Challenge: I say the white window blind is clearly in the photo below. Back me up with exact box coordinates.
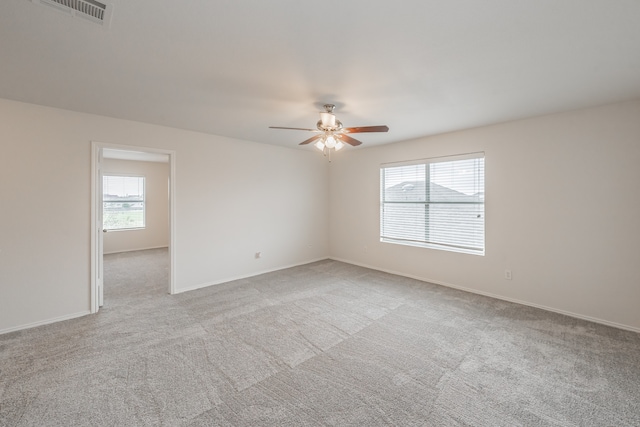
[103,175,145,230]
[380,153,485,254]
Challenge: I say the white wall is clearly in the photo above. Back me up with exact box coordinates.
[0,98,329,333]
[329,100,640,332]
[3,97,639,334]
[102,159,170,254]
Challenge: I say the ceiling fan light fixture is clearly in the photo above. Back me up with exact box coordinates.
[324,135,337,148]
[314,140,325,151]
[335,141,344,151]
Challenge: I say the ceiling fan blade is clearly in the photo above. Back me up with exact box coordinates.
[269,126,319,132]
[299,135,322,145]
[343,125,389,133]
[339,134,363,146]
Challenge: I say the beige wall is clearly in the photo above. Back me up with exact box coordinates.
[329,100,640,332]
[0,98,329,333]
[102,159,170,254]
[2,96,639,333]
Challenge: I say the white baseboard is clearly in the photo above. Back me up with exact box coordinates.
[104,245,169,255]
[174,257,329,294]
[329,257,640,334]
[0,310,91,336]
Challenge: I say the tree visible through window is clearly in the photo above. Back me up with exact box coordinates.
[103,175,145,230]
[380,154,484,254]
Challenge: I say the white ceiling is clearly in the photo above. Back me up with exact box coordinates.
[1,0,640,149]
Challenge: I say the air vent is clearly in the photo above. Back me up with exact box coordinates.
[31,0,113,26]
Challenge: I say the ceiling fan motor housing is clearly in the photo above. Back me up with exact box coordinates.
[317,118,343,131]
[318,104,342,131]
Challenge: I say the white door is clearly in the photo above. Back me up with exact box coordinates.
[97,148,104,308]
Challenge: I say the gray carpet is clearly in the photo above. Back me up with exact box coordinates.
[1,249,639,426]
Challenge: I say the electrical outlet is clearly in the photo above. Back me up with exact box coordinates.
[504,269,512,280]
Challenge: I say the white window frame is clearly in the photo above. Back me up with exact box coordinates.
[380,153,485,255]
[103,174,146,231]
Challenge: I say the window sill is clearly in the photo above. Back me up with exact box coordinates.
[104,227,146,232]
[380,238,485,256]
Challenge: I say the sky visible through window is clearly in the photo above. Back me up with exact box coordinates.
[383,158,484,197]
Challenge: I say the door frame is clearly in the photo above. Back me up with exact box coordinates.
[90,141,177,313]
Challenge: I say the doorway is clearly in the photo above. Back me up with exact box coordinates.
[91,142,176,313]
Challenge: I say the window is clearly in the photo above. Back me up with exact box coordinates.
[380,153,485,254]
[103,175,145,230]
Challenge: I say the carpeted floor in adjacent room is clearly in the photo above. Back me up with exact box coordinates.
[1,248,639,426]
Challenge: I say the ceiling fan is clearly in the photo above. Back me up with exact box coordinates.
[269,104,389,154]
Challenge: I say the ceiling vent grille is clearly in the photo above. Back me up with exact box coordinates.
[31,0,113,26]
